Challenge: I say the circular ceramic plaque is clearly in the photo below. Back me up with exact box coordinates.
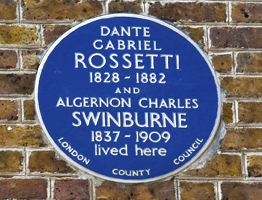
[35,14,221,183]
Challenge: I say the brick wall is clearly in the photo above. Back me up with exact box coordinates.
[0,0,261,199]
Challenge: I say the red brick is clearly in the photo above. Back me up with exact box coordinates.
[0,50,17,69]
[221,128,262,151]
[29,151,75,173]
[0,179,47,199]
[0,74,35,95]
[180,182,215,200]
[54,180,89,200]
[210,27,262,49]
[0,0,17,20]
[0,151,23,172]
[0,100,18,121]
[238,102,262,123]
[220,77,262,98]
[109,0,143,14]
[232,3,262,23]
[148,2,226,23]
[23,0,103,20]
[221,182,262,200]
[96,181,175,200]
[43,25,71,46]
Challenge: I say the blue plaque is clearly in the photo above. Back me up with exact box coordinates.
[35,14,221,183]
